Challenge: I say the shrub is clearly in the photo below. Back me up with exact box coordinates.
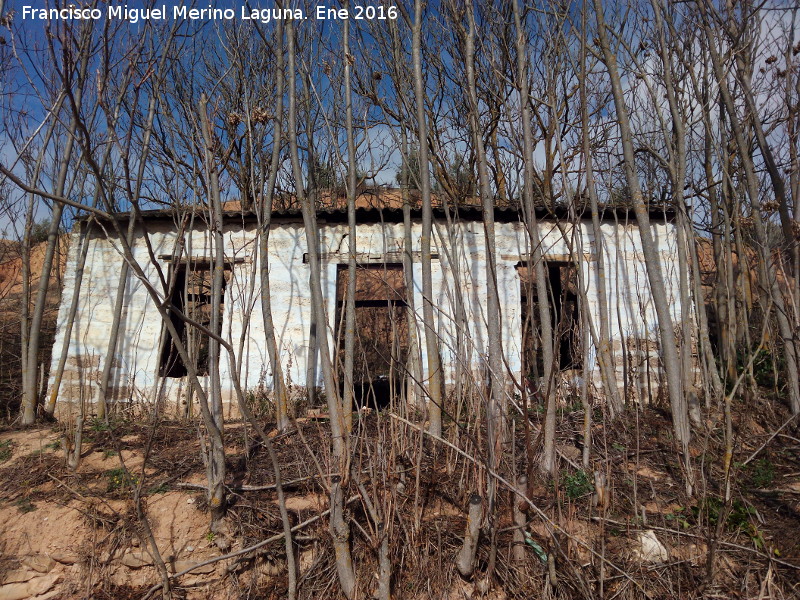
[0,439,12,462]
[562,469,593,499]
[105,467,137,491]
[749,459,775,488]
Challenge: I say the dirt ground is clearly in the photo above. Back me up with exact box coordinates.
[0,402,799,599]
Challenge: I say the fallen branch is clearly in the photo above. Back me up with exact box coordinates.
[175,474,318,493]
[741,413,799,466]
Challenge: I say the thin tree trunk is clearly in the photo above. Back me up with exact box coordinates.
[686,215,723,400]
[594,0,692,484]
[651,0,696,406]
[510,0,556,475]
[95,82,161,419]
[286,19,356,598]
[199,94,228,531]
[22,189,70,423]
[701,71,737,382]
[22,95,66,419]
[343,11,357,436]
[412,0,444,438]
[47,219,92,416]
[578,0,623,416]
[788,10,800,334]
[399,128,424,410]
[95,214,137,420]
[701,7,800,414]
[303,72,320,406]
[23,23,99,425]
[463,3,505,514]
[258,19,290,433]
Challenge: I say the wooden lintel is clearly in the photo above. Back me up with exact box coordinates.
[500,253,593,262]
[158,254,246,264]
[303,251,439,264]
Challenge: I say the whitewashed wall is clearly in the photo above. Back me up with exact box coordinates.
[47,215,685,414]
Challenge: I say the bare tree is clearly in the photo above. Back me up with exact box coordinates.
[593,0,693,487]
[412,0,445,438]
[286,17,356,597]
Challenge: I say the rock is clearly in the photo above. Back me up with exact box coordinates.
[213,534,231,552]
[48,552,78,565]
[635,466,666,481]
[29,589,62,600]
[0,573,61,600]
[120,551,153,569]
[632,530,669,564]
[171,561,215,575]
[21,555,56,574]
[671,542,707,566]
[299,549,315,573]
[556,445,581,462]
[1,571,36,585]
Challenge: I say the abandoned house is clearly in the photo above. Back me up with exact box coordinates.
[46,190,688,416]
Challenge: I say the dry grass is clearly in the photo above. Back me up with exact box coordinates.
[0,394,799,599]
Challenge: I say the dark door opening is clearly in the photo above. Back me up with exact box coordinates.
[518,260,582,388]
[159,261,231,378]
[335,264,408,411]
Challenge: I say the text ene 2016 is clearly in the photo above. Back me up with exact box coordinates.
[316,5,398,20]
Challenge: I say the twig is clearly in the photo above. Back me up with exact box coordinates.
[388,413,645,594]
[175,474,318,492]
[47,473,88,500]
[750,488,800,496]
[741,413,799,466]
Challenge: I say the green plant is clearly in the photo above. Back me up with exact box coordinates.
[147,483,169,495]
[14,497,36,513]
[748,459,775,488]
[559,399,583,414]
[205,531,216,543]
[103,449,118,459]
[28,219,55,245]
[562,469,593,500]
[693,496,763,547]
[89,418,111,433]
[105,467,137,491]
[0,440,13,462]
[735,348,786,390]
[246,386,274,418]
[664,506,691,529]
[32,439,62,456]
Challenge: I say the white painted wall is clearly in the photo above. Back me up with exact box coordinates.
[47,215,686,413]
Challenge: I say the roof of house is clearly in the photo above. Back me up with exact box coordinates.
[81,187,677,226]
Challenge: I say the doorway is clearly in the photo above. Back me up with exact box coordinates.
[517,260,582,390]
[335,264,409,410]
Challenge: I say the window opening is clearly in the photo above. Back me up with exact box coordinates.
[335,264,409,410]
[159,261,231,378]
